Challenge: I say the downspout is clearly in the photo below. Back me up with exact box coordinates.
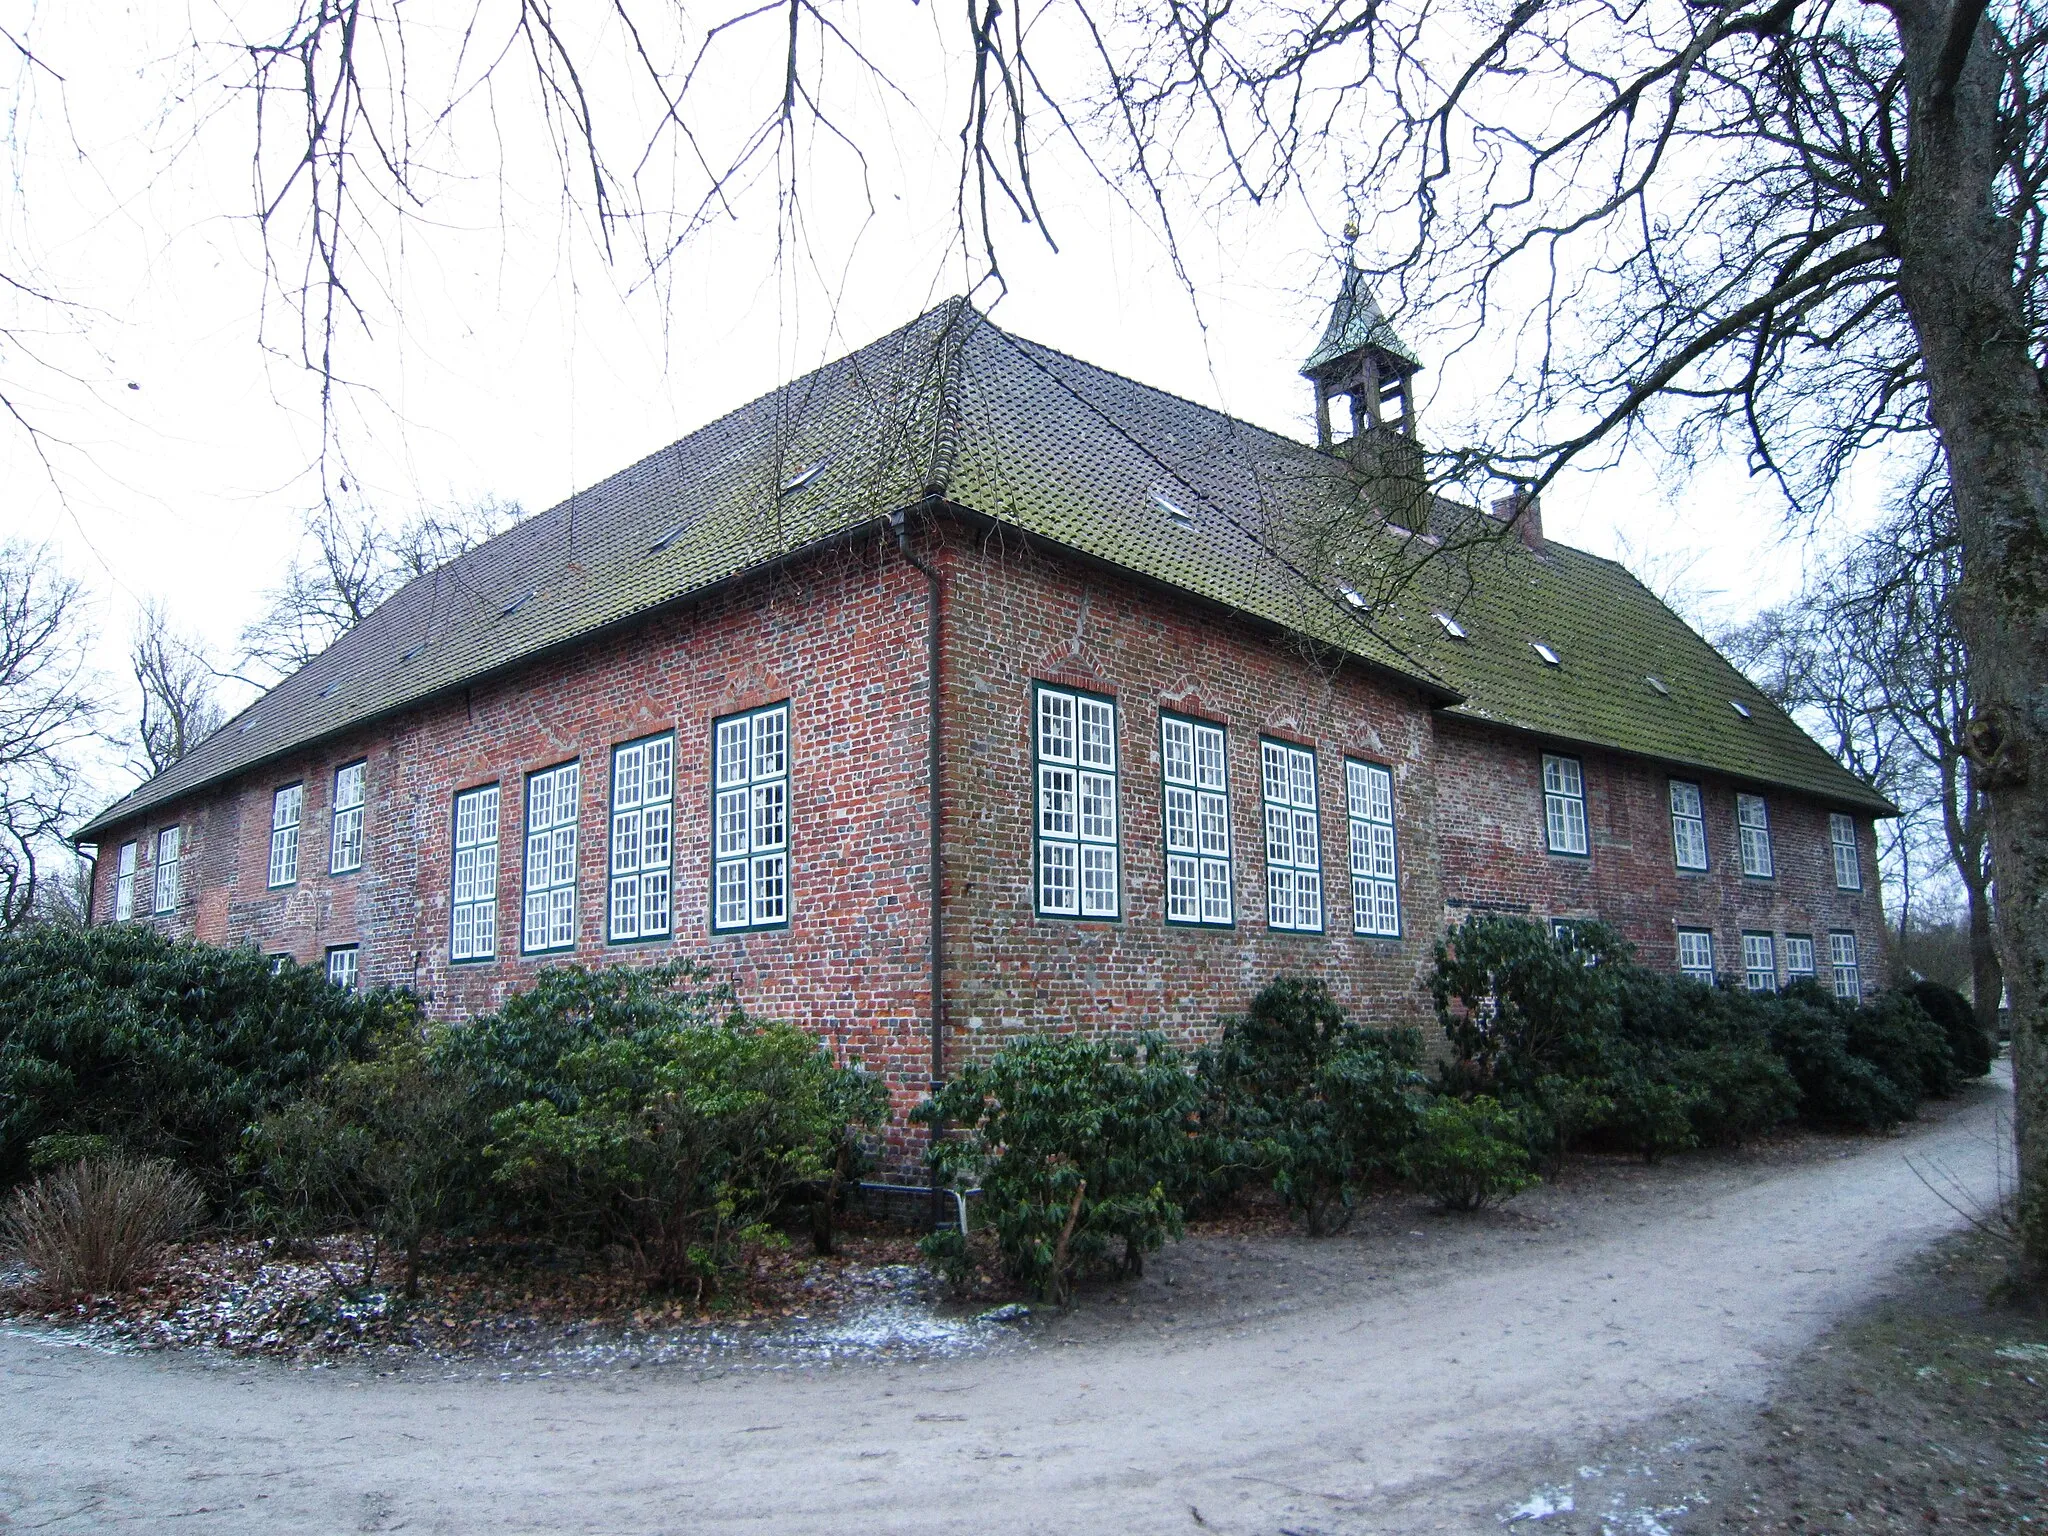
[889,507,945,1098]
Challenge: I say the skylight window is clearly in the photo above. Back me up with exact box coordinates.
[1531,642,1561,666]
[401,641,427,663]
[1386,523,1414,539]
[1153,490,1194,525]
[500,589,537,618]
[779,459,829,495]
[648,519,692,554]
[1730,699,1753,719]
[1646,675,1671,696]
[1339,583,1369,611]
[1433,612,1467,639]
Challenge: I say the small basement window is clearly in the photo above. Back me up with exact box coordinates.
[1730,699,1752,719]
[779,459,830,495]
[1531,642,1561,666]
[1646,675,1670,696]
[1433,612,1467,639]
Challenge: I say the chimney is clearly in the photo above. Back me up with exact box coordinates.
[1490,491,1543,552]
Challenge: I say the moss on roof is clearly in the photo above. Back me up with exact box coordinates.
[77,300,1888,840]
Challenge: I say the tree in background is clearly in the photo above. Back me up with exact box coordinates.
[128,600,223,780]
[0,543,97,932]
[237,497,524,683]
[1726,471,1997,1036]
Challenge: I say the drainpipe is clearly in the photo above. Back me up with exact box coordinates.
[890,505,946,1226]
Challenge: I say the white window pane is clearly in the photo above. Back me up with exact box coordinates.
[1268,867,1295,928]
[1166,853,1200,921]
[752,780,787,851]
[1194,725,1226,790]
[1162,718,1194,785]
[1079,844,1118,916]
[1164,786,1197,853]
[1265,804,1292,864]
[1201,860,1232,924]
[1039,840,1078,914]
[1079,772,1117,842]
[611,876,639,939]
[1288,749,1315,809]
[1038,767,1076,837]
[715,859,750,927]
[1077,698,1116,769]
[613,744,644,810]
[642,803,671,866]
[640,870,671,933]
[1292,807,1319,866]
[717,789,751,857]
[717,718,750,786]
[1197,791,1229,857]
[1262,742,1288,803]
[1296,871,1322,928]
[1038,691,1075,763]
[753,708,787,779]
[645,737,674,802]
[612,811,641,875]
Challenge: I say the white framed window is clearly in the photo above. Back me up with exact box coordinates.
[1677,928,1716,983]
[713,702,792,930]
[610,733,675,942]
[1742,932,1777,993]
[1829,812,1862,891]
[113,841,137,921]
[1542,754,1588,856]
[153,826,182,914]
[522,761,580,954]
[1034,686,1119,919]
[325,945,359,991]
[1737,793,1774,878]
[1161,712,1231,926]
[1347,759,1400,938]
[450,784,500,962]
[1669,780,1708,871]
[268,952,292,976]
[268,784,303,888]
[1785,935,1816,980]
[1829,930,1861,1000]
[330,761,366,874]
[1262,739,1322,932]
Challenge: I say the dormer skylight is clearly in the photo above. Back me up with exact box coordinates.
[500,589,537,619]
[1730,698,1753,719]
[1433,612,1467,639]
[1152,490,1194,526]
[1386,523,1414,539]
[1646,675,1671,696]
[1531,642,1561,666]
[648,519,693,554]
[1339,583,1369,611]
[779,459,829,495]
[402,641,427,663]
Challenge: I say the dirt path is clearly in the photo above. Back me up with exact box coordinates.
[0,1074,2013,1535]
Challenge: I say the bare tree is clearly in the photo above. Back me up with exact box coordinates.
[1725,478,1997,1030]
[238,496,523,682]
[130,600,225,780]
[0,542,97,931]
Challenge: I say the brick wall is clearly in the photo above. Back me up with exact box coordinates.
[932,520,1448,1065]
[1432,716,1887,993]
[87,518,1888,1169]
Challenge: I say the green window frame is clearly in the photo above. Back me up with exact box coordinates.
[1034,684,1120,919]
[1262,738,1323,932]
[610,733,676,942]
[521,760,580,955]
[450,783,500,962]
[1346,758,1400,938]
[712,702,790,931]
[1160,711,1231,926]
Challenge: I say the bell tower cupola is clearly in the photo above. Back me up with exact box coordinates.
[1300,262,1422,455]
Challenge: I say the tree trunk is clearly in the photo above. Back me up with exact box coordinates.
[1968,876,2006,1044]
[1893,6,2048,1287]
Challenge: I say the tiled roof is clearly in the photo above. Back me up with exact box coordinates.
[76,300,1889,839]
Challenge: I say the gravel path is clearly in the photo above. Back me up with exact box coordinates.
[0,1073,2012,1535]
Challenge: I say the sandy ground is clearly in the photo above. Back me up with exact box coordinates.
[0,1071,2014,1535]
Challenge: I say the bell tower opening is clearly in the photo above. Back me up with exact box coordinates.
[1302,262,1426,522]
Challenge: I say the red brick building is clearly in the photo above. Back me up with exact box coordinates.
[74,284,1891,1151]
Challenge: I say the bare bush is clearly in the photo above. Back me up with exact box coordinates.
[4,1159,204,1301]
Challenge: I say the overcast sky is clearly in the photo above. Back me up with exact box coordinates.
[2,3,1870,819]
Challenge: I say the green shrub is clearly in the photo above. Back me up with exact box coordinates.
[1429,915,1631,1095]
[4,1156,205,1300]
[1768,982,1917,1130]
[1607,970,1799,1150]
[1399,1096,1539,1212]
[1847,990,1956,1102]
[1905,979,1994,1079]
[1905,979,1993,1079]
[247,1023,487,1297]
[466,965,886,1293]
[917,1033,1198,1304]
[0,924,405,1199]
[1197,978,1426,1234]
